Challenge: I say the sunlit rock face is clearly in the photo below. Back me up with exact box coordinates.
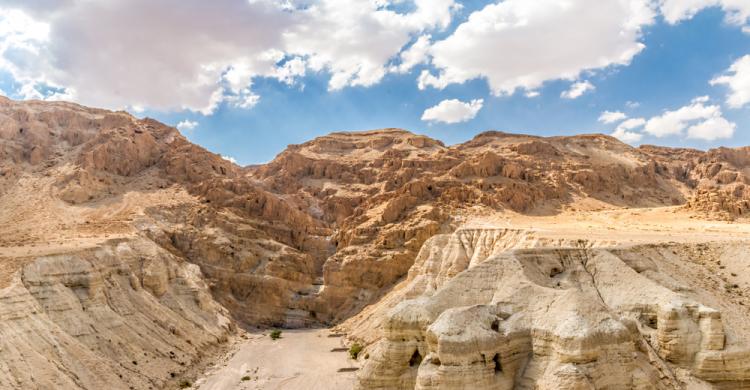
[0,238,232,389]
[4,98,750,389]
[355,229,750,389]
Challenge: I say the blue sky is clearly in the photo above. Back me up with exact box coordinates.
[0,1,749,164]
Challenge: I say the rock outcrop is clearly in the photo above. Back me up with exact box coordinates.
[4,97,750,389]
[354,232,750,389]
[0,238,232,389]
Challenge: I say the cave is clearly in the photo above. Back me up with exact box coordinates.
[409,349,422,367]
[493,354,502,373]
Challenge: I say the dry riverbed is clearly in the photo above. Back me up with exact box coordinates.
[193,328,359,390]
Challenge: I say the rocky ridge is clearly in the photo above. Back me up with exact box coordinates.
[3,97,750,388]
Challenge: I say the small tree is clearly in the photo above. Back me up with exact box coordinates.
[349,343,363,359]
[270,329,282,340]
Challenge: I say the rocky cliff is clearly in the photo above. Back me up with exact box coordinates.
[3,97,750,388]
[350,229,750,389]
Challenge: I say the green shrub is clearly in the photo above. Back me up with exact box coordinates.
[241,375,251,381]
[270,329,282,340]
[349,343,363,359]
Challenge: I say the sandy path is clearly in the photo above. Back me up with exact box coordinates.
[194,329,358,390]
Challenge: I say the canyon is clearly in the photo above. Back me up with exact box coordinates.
[2,97,750,389]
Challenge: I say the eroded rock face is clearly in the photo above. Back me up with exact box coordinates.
[252,130,750,323]
[5,97,750,389]
[0,238,232,389]
[4,96,750,331]
[355,232,750,389]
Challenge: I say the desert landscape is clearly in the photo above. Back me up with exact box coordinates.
[1,97,750,389]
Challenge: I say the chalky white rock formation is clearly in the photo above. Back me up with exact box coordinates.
[354,229,750,389]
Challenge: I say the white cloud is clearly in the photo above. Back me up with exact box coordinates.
[686,116,736,140]
[271,57,307,86]
[525,90,540,98]
[176,119,198,131]
[419,0,655,95]
[625,100,641,109]
[392,35,432,74]
[611,127,643,143]
[0,1,294,114]
[0,0,460,112]
[221,155,239,164]
[561,80,595,99]
[660,0,750,29]
[2,0,745,117]
[644,96,735,140]
[598,110,628,123]
[284,0,459,90]
[611,117,646,143]
[711,55,750,108]
[421,98,483,124]
[606,96,736,142]
[616,117,646,131]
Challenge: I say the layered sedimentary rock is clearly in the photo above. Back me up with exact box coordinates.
[254,130,750,323]
[5,96,750,330]
[355,232,750,389]
[0,238,232,389]
[4,97,750,388]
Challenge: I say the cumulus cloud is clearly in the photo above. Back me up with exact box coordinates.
[283,0,459,90]
[617,117,647,131]
[660,0,750,29]
[1,0,746,115]
[686,116,736,140]
[0,1,295,114]
[611,128,643,143]
[561,80,595,99]
[0,0,460,112]
[421,98,483,124]
[176,119,198,132]
[644,96,735,140]
[611,117,646,143]
[419,0,655,96]
[711,55,750,108]
[598,110,628,123]
[221,155,239,165]
[605,96,736,142]
[392,35,432,74]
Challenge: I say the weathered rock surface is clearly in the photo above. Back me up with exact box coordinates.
[4,97,750,389]
[0,238,232,389]
[353,231,750,389]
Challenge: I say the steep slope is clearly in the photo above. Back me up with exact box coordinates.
[350,225,750,389]
[253,128,750,324]
[3,97,750,388]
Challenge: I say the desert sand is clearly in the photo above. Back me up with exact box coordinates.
[195,329,357,390]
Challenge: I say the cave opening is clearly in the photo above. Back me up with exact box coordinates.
[493,354,502,373]
[409,349,422,367]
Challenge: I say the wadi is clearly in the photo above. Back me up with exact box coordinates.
[2,97,750,389]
